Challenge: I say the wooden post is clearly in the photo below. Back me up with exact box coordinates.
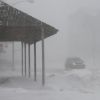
[41,22,45,86]
[28,43,31,77]
[21,42,24,76]
[24,43,27,77]
[34,42,37,81]
[12,42,15,70]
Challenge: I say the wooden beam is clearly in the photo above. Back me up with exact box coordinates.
[28,43,31,77]
[21,42,24,76]
[24,43,27,77]
[34,42,37,81]
[41,22,45,86]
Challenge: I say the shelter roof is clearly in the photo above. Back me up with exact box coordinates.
[0,1,58,44]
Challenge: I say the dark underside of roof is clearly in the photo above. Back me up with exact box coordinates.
[0,1,58,44]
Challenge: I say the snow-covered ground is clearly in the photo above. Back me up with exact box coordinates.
[0,68,100,100]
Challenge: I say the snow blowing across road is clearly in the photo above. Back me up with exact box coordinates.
[0,69,100,100]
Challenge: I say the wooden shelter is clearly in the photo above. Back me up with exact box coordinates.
[0,1,58,85]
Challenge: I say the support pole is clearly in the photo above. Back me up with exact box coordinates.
[28,43,31,77]
[21,42,24,76]
[41,22,45,86]
[12,42,14,70]
[34,42,37,81]
[24,43,27,77]
[42,37,45,86]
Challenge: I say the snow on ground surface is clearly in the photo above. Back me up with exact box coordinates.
[0,68,100,100]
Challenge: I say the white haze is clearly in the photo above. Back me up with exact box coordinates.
[1,0,100,71]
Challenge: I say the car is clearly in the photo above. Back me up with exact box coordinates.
[65,57,85,70]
